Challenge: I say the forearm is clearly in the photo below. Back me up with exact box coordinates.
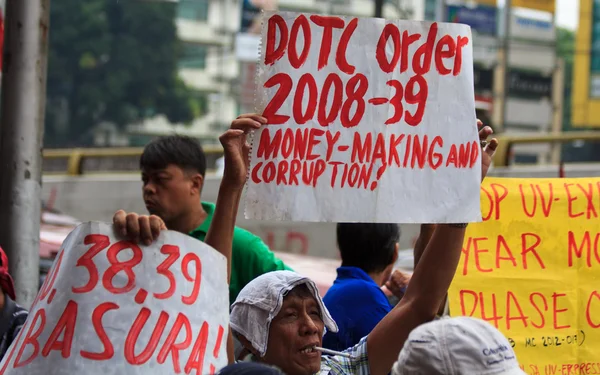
[227,328,235,364]
[367,224,466,375]
[413,224,436,268]
[204,182,243,282]
[403,224,465,316]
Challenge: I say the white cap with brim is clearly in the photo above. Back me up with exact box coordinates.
[392,316,527,375]
[230,270,339,357]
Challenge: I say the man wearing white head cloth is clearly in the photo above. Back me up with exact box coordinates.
[229,122,498,375]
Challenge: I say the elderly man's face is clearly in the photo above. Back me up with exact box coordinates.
[262,286,324,375]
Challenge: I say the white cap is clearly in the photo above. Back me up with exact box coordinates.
[392,317,526,375]
[230,270,338,357]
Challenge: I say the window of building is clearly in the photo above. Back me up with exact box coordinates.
[424,0,438,21]
[513,154,538,164]
[179,43,208,69]
[177,0,209,21]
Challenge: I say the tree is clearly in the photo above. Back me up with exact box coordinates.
[557,27,575,131]
[45,0,198,147]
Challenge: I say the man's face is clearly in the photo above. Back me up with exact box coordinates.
[141,164,200,224]
[262,290,324,375]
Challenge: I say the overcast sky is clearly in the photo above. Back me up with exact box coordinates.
[492,0,579,30]
[556,0,579,30]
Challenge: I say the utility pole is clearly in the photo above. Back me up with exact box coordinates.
[499,0,512,133]
[435,0,446,22]
[0,0,50,308]
[375,0,384,18]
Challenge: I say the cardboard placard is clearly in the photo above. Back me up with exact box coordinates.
[246,11,482,223]
[0,222,229,375]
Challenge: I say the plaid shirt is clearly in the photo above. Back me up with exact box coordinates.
[237,337,370,375]
[319,337,369,374]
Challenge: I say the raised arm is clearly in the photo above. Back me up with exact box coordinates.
[413,224,436,269]
[366,122,498,375]
[201,114,266,279]
[203,114,266,364]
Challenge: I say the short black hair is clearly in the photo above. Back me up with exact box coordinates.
[336,223,400,274]
[140,135,206,177]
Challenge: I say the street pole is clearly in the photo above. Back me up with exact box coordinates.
[499,0,512,133]
[435,0,446,22]
[0,0,50,308]
[375,0,384,18]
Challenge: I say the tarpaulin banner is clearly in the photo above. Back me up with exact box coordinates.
[449,178,600,375]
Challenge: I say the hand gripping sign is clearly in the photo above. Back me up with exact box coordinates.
[0,222,229,375]
[246,11,482,223]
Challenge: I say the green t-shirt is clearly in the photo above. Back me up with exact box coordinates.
[190,202,293,305]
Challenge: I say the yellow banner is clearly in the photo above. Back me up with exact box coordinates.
[466,0,553,12]
[512,0,555,13]
[449,177,600,374]
[475,0,498,6]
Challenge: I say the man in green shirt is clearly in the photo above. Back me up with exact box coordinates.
[113,114,291,304]
[190,201,291,304]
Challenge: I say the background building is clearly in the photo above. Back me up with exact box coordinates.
[118,0,419,146]
[85,0,572,166]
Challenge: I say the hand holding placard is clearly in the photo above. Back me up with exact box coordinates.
[0,222,229,375]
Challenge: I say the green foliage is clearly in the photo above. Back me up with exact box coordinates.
[556,27,575,131]
[45,0,198,147]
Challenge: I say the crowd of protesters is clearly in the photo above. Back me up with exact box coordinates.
[0,113,528,374]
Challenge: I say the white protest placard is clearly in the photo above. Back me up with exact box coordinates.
[0,222,229,375]
[245,11,482,223]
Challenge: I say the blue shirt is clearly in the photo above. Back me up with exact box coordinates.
[322,267,392,351]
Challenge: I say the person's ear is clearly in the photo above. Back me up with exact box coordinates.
[190,173,204,196]
[237,335,260,359]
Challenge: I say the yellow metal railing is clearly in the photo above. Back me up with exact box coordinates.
[492,131,600,166]
[43,145,224,175]
[42,132,600,175]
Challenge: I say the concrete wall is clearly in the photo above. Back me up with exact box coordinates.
[41,174,421,259]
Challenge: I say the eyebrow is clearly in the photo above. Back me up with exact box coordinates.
[143,170,170,177]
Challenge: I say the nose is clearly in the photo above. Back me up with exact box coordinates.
[299,311,319,336]
[143,181,156,195]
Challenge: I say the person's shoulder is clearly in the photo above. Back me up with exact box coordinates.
[7,303,28,341]
[231,226,270,252]
[320,337,370,374]
[12,303,28,322]
[231,227,290,265]
[232,225,262,242]
[332,278,382,298]
[330,280,389,312]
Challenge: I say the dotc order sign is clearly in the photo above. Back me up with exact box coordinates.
[0,222,229,375]
[246,12,482,223]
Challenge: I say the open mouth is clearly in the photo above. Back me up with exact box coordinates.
[299,344,319,354]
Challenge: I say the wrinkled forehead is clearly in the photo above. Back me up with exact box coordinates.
[280,285,320,309]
